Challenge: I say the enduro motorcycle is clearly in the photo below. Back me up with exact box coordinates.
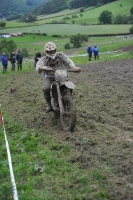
[41,66,79,132]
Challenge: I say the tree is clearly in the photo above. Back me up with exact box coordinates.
[32,0,67,15]
[130,7,133,15]
[129,25,133,34]
[70,34,88,48]
[0,40,17,56]
[98,10,113,24]
[128,15,133,24]
[114,14,129,24]
[20,14,37,23]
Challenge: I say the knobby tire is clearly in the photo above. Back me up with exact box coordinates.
[60,93,77,132]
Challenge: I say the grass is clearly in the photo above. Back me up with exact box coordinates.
[0,113,112,200]
[37,8,87,20]
[74,0,133,25]
[0,24,131,36]
[0,34,133,75]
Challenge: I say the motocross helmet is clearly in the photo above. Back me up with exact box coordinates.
[44,42,57,60]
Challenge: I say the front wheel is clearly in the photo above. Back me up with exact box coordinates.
[60,93,77,132]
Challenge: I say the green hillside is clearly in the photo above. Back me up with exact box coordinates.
[35,0,133,25]
[0,0,47,18]
[0,0,133,36]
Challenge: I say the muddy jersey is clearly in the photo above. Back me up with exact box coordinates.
[36,52,77,76]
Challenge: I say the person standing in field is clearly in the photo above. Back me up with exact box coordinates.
[93,44,99,60]
[1,52,8,73]
[16,50,23,70]
[87,45,92,61]
[9,52,16,71]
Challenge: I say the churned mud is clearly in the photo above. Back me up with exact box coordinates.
[1,58,133,199]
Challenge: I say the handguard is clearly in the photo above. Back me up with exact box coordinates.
[39,66,54,72]
[68,67,81,73]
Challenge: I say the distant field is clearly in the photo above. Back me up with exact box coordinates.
[0,24,131,36]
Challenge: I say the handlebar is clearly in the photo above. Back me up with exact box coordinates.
[39,66,81,73]
[68,68,81,73]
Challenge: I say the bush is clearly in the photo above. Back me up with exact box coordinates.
[21,48,29,57]
[80,8,84,12]
[64,43,71,49]
[51,20,58,24]
[52,35,61,37]
[0,21,6,27]
[71,20,75,24]
[72,15,78,19]
[59,20,66,24]
[43,33,47,36]
[70,34,89,48]
[62,17,71,20]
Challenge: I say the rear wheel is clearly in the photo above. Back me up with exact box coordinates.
[60,93,77,132]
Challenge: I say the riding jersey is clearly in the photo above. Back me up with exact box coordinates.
[36,52,77,77]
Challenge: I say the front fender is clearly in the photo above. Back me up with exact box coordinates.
[61,81,76,89]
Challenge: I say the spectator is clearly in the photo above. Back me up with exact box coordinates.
[9,52,16,71]
[16,50,23,70]
[93,44,99,60]
[34,51,41,67]
[87,45,92,61]
[1,52,8,73]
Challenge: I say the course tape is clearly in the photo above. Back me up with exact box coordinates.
[0,105,19,200]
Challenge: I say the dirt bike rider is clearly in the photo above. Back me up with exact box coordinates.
[36,41,81,112]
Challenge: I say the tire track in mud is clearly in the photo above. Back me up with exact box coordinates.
[1,59,133,199]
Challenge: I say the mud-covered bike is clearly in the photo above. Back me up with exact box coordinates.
[40,66,80,131]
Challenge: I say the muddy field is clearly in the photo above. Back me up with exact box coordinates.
[1,58,133,199]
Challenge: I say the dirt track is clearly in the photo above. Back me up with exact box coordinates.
[1,58,133,199]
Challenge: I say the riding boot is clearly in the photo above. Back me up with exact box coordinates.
[46,103,52,112]
[45,96,52,112]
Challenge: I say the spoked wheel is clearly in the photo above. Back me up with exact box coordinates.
[60,93,77,132]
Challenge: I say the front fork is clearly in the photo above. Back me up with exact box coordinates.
[56,82,65,115]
